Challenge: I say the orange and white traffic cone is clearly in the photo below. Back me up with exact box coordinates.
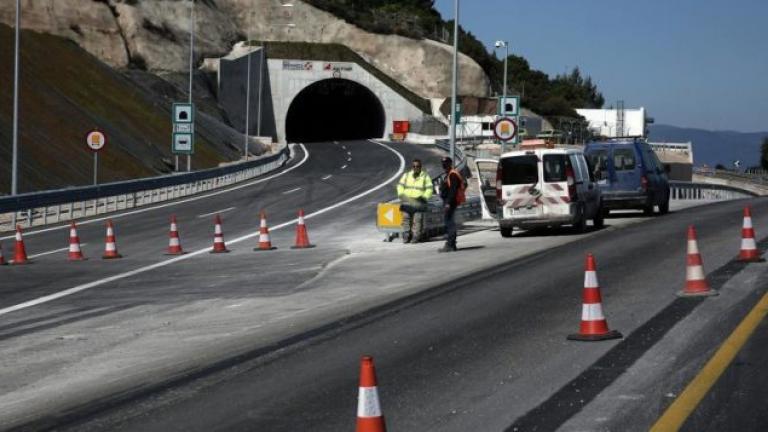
[102,219,122,259]
[567,254,622,341]
[0,241,6,265]
[68,221,86,261]
[210,214,230,253]
[11,225,29,265]
[166,215,185,255]
[254,212,277,251]
[356,356,386,432]
[291,209,315,249]
[738,206,762,262]
[678,225,718,297]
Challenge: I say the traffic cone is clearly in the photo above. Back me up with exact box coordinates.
[356,356,386,432]
[567,254,623,341]
[210,214,230,253]
[291,209,315,249]
[0,241,6,265]
[678,225,718,297]
[11,225,29,265]
[166,215,185,255]
[254,211,277,251]
[102,219,122,259]
[738,206,762,262]
[68,221,86,261]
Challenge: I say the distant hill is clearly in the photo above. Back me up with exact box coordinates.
[648,124,768,168]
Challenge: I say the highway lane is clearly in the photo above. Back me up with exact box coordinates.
[47,198,768,431]
[0,140,416,311]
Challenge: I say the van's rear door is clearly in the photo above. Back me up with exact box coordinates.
[500,154,542,218]
[474,158,499,219]
[611,145,640,192]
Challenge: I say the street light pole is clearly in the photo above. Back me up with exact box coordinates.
[244,10,253,161]
[449,0,459,164]
[187,0,195,172]
[11,0,21,199]
[495,40,509,153]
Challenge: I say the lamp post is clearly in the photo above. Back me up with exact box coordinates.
[11,0,20,200]
[494,40,509,153]
[186,0,195,172]
[448,0,459,163]
[244,10,254,161]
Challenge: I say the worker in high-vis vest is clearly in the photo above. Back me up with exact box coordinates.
[397,159,433,243]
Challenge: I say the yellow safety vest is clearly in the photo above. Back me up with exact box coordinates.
[397,171,433,200]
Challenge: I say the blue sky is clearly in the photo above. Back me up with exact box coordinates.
[434,0,768,132]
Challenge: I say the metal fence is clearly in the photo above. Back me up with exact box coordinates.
[0,146,291,232]
[669,181,756,201]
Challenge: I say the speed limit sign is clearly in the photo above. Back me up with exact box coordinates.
[86,130,107,152]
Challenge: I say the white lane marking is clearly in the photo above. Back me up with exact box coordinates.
[341,165,348,170]
[25,246,86,260]
[197,207,235,219]
[1,145,310,241]
[321,175,332,181]
[0,141,404,317]
[282,187,301,195]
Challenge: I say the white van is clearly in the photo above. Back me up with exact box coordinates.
[476,145,604,237]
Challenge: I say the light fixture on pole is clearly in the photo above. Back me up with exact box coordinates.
[494,39,509,153]
[244,9,254,161]
[11,0,21,201]
[448,0,459,164]
[187,0,195,172]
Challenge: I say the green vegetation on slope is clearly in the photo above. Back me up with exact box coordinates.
[304,0,605,118]
[0,25,236,193]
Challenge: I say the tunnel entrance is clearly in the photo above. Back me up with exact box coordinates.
[285,78,385,143]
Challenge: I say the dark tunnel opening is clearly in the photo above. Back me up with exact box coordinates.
[285,79,386,143]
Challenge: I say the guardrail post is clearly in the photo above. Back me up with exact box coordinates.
[26,209,32,227]
[43,206,48,225]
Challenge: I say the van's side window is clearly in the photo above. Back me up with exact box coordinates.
[543,154,568,182]
[613,148,636,171]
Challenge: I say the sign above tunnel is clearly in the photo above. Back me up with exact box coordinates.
[282,60,314,71]
[324,62,353,72]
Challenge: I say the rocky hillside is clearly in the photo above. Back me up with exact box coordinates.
[0,0,488,99]
[0,24,257,193]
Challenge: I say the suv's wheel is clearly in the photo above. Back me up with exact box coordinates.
[659,192,670,215]
[593,204,605,229]
[500,226,513,238]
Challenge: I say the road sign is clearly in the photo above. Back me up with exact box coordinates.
[172,103,195,155]
[493,117,518,142]
[377,203,403,231]
[86,130,106,152]
[499,95,520,116]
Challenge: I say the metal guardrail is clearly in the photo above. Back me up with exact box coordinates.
[0,146,291,231]
[669,181,757,200]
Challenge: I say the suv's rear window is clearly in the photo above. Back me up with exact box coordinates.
[501,155,538,185]
[543,154,568,182]
[613,148,636,171]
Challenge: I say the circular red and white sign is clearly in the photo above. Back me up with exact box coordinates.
[493,117,518,142]
[86,130,107,152]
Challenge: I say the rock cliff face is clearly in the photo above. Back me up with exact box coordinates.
[0,0,488,98]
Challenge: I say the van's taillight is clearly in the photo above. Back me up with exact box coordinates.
[566,166,577,200]
[496,165,503,201]
[641,175,648,192]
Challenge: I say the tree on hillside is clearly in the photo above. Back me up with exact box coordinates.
[761,137,768,170]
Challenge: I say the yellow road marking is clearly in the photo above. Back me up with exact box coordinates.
[651,289,768,431]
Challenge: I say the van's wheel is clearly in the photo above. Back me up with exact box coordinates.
[500,226,513,238]
[593,205,605,229]
[659,192,670,215]
[574,205,587,233]
[643,196,655,215]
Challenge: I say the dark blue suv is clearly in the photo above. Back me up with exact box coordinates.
[584,139,670,215]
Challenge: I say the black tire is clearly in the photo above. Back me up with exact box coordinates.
[643,195,655,215]
[659,192,670,215]
[593,205,605,229]
[500,226,513,238]
[573,205,587,233]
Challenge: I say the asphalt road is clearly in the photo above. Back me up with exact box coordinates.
[37,197,768,431]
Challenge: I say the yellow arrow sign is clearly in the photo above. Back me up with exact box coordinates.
[377,203,402,230]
